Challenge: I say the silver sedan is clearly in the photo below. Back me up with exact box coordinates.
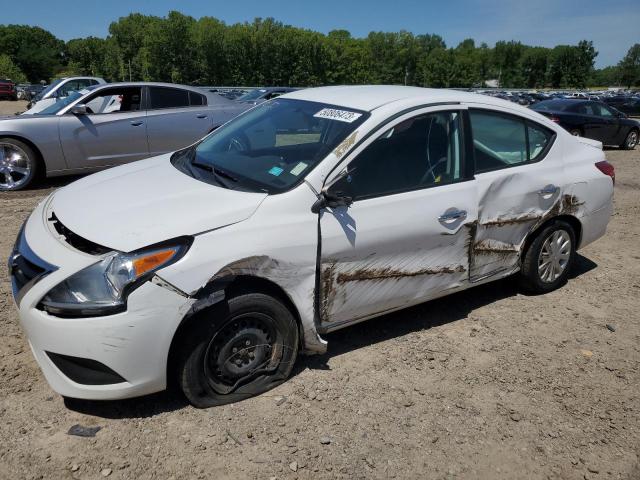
[0,82,251,191]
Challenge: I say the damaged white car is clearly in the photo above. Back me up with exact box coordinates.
[10,86,614,407]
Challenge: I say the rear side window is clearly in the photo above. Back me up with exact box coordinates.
[470,110,554,173]
[149,87,190,109]
[189,91,206,106]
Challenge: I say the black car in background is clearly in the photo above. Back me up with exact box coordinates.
[603,96,640,117]
[531,99,639,149]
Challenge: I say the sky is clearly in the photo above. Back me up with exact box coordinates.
[1,0,638,68]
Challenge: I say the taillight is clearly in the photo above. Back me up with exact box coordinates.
[549,116,560,123]
[595,160,615,184]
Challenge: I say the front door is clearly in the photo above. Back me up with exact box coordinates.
[59,86,148,169]
[319,109,477,330]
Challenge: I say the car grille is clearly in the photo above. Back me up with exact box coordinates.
[8,225,57,306]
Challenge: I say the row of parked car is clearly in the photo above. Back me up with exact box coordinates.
[478,89,640,116]
[0,76,637,192]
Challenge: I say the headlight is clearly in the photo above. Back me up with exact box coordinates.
[40,238,191,317]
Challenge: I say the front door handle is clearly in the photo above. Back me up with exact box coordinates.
[196,114,207,119]
[538,185,558,195]
[130,120,144,126]
[439,209,467,223]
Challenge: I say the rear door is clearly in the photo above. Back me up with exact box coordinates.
[467,108,562,281]
[145,86,213,155]
[319,108,477,329]
[573,102,611,142]
[59,86,149,169]
[593,103,625,144]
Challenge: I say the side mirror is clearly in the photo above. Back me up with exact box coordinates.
[311,190,353,214]
[70,104,88,115]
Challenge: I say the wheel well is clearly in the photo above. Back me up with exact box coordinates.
[0,135,45,177]
[521,214,583,260]
[165,275,304,390]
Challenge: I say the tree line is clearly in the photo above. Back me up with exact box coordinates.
[0,12,639,89]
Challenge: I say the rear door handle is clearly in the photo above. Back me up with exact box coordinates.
[439,209,467,223]
[130,121,144,126]
[538,185,558,195]
[196,114,207,119]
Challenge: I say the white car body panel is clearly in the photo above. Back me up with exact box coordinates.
[11,86,613,400]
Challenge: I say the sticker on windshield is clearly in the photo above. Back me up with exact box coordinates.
[268,166,284,176]
[314,108,362,123]
[290,162,308,176]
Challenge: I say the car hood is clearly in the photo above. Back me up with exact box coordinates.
[49,155,268,252]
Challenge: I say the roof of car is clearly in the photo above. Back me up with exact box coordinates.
[281,85,521,112]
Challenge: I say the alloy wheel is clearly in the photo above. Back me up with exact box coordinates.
[627,130,638,149]
[0,143,31,191]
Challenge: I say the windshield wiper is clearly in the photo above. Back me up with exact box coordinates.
[192,161,236,189]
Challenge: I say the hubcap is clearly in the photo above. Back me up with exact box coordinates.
[0,143,31,190]
[204,312,281,394]
[538,230,571,283]
[627,131,638,148]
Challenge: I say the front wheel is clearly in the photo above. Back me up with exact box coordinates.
[621,129,638,150]
[0,138,39,191]
[519,220,576,294]
[177,293,299,408]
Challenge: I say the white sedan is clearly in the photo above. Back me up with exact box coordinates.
[10,86,614,407]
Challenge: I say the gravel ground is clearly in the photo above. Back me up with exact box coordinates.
[0,100,638,480]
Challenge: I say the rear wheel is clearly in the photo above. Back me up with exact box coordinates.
[0,138,39,191]
[177,293,299,408]
[519,220,576,294]
[621,129,638,150]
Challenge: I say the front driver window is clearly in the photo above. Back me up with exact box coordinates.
[83,87,143,114]
[330,111,463,201]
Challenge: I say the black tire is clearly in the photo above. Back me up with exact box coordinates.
[569,128,582,137]
[519,220,576,294]
[177,293,299,408]
[621,129,638,150]
[0,137,40,191]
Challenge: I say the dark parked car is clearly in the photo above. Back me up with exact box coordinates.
[603,96,640,117]
[531,99,639,149]
[0,79,17,100]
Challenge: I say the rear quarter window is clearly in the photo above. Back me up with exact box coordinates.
[470,109,555,173]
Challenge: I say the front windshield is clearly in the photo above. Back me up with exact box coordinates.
[39,78,63,98]
[37,90,86,115]
[172,99,369,193]
[238,89,267,102]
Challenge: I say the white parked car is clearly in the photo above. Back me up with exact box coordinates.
[10,86,614,407]
[23,76,106,115]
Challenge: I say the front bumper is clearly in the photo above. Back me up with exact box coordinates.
[11,198,194,400]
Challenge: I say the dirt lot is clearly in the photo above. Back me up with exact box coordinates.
[0,99,638,480]
[0,100,28,115]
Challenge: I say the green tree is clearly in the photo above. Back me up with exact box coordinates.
[0,54,27,83]
[619,43,640,88]
[0,25,63,82]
